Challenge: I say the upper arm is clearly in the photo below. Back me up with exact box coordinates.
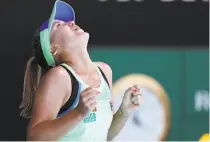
[28,66,71,130]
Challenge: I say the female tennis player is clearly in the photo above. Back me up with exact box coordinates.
[19,0,142,141]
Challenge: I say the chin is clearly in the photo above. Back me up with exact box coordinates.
[83,31,89,38]
[80,32,89,44]
[79,31,89,36]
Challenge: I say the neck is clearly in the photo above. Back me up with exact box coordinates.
[63,49,95,74]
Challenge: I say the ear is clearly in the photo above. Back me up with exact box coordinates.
[51,44,60,56]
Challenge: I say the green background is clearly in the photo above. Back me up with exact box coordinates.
[89,47,209,141]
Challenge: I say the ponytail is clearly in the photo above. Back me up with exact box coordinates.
[19,57,41,118]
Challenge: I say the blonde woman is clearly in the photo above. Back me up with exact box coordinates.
[19,0,142,141]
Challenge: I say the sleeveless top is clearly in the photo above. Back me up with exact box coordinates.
[57,63,113,141]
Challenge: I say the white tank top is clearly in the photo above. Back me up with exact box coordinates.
[58,63,113,141]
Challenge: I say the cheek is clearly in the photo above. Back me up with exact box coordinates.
[62,29,76,40]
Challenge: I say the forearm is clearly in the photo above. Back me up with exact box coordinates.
[27,109,84,141]
[107,109,130,141]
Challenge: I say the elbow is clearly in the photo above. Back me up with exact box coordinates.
[26,124,57,141]
[27,128,45,141]
[26,135,35,141]
[27,127,37,141]
[27,124,44,141]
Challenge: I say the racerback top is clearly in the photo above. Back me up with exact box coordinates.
[57,63,113,141]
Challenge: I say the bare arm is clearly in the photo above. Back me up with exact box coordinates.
[27,66,84,141]
[95,62,130,141]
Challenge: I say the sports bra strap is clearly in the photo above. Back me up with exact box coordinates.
[98,67,110,88]
[58,64,79,115]
[58,64,110,116]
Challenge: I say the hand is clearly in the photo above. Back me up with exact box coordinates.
[75,87,97,118]
[119,84,142,117]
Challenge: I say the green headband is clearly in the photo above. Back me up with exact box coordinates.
[39,0,75,66]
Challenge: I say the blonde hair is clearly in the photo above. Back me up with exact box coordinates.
[19,57,42,118]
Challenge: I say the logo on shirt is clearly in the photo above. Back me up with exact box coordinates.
[84,113,96,123]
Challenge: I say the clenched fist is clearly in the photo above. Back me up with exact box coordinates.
[75,87,97,117]
[119,84,142,117]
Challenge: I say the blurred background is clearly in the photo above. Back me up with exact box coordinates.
[0,0,209,141]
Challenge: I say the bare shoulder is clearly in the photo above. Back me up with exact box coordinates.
[38,65,72,105]
[29,66,72,129]
[41,66,71,84]
[95,62,112,88]
[95,62,112,74]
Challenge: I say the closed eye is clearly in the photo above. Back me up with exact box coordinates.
[56,22,61,28]
[53,21,64,29]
